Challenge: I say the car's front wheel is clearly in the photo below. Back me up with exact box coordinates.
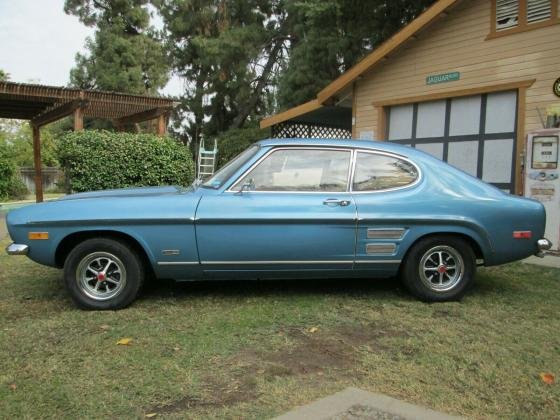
[402,235,475,302]
[64,238,144,310]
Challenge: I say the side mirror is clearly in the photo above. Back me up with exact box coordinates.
[235,178,255,195]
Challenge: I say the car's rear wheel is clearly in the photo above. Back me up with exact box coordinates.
[402,235,475,302]
[64,238,144,310]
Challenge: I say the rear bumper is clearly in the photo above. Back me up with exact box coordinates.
[6,243,29,255]
[536,238,552,258]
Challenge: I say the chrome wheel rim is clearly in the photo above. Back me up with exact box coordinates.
[76,252,127,301]
[418,245,464,292]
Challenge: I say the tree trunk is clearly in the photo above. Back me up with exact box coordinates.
[231,39,283,129]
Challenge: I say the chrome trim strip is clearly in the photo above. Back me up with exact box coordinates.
[6,243,29,255]
[201,260,352,265]
[226,146,354,193]
[161,249,180,256]
[366,243,397,254]
[157,260,402,265]
[367,228,406,239]
[157,261,199,266]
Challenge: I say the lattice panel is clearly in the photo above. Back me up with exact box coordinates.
[272,121,352,139]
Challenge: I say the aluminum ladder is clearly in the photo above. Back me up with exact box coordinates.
[197,139,218,180]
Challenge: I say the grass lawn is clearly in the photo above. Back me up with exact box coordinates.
[1,235,559,419]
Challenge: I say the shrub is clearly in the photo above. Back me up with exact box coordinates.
[0,143,28,201]
[215,127,269,169]
[57,130,195,193]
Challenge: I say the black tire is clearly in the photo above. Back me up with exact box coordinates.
[401,235,476,302]
[64,237,144,310]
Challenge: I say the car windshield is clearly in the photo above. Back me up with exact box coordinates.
[201,144,260,189]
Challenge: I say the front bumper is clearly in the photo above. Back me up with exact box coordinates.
[6,243,29,255]
[536,238,553,258]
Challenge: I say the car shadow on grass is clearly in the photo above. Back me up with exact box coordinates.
[137,266,518,304]
[139,276,410,302]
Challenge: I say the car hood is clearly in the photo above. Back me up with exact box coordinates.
[58,185,184,201]
[6,185,200,229]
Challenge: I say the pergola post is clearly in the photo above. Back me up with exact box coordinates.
[74,107,84,131]
[31,124,43,203]
[156,114,167,136]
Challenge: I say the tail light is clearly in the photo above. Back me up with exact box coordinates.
[513,231,532,239]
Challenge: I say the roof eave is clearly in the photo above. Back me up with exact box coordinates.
[316,0,461,104]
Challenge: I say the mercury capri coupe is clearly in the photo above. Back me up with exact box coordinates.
[6,139,552,309]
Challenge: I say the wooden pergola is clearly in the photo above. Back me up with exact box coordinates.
[0,81,178,203]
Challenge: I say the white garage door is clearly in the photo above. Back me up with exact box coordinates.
[386,90,518,192]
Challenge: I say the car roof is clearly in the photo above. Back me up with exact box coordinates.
[257,138,418,157]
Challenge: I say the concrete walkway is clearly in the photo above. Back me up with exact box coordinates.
[274,387,461,420]
[523,254,560,268]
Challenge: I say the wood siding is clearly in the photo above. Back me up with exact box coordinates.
[354,0,560,140]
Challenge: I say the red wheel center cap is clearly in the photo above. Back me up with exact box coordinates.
[437,265,447,274]
[97,273,106,281]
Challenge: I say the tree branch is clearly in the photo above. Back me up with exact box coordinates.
[231,39,284,129]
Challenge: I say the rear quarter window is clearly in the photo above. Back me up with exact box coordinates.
[353,152,419,191]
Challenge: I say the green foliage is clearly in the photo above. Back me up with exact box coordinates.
[0,143,28,201]
[66,0,437,144]
[0,120,60,167]
[0,69,9,81]
[158,0,286,149]
[215,127,269,169]
[278,0,436,108]
[65,0,169,94]
[56,130,195,192]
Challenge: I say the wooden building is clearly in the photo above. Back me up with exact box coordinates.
[261,0,560,194]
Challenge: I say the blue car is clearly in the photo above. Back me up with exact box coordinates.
[5,139,552,309]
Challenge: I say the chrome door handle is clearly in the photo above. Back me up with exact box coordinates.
[323,198,351,206]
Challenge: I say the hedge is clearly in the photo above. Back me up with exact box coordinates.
[0,143,28,201]
[57,130,195,193]
[215,127,269,169]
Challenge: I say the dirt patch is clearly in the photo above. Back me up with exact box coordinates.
[240,323,406,378]
[146,323,406,416]
[147,369,258,415]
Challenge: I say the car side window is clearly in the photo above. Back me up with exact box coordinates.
[234,148,351,192]
[353,152,418,192]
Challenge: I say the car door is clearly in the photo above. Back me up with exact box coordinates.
[351,150,421,276]
[195,147,357,278]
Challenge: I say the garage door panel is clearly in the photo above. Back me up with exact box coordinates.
[482,139,514,183]
[386,90,517,193]
[485,91,517,134]
[447,141,479,176]
[416,142,444,160]
[388,104,414,140]
[450,95,481,136]
[416,100,446,138]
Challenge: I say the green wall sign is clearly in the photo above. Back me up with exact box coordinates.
[426,72,460,85]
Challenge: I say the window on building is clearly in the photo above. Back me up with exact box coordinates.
[496,0,519,30]
[527,0,553,23]
[492,0,558,37]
